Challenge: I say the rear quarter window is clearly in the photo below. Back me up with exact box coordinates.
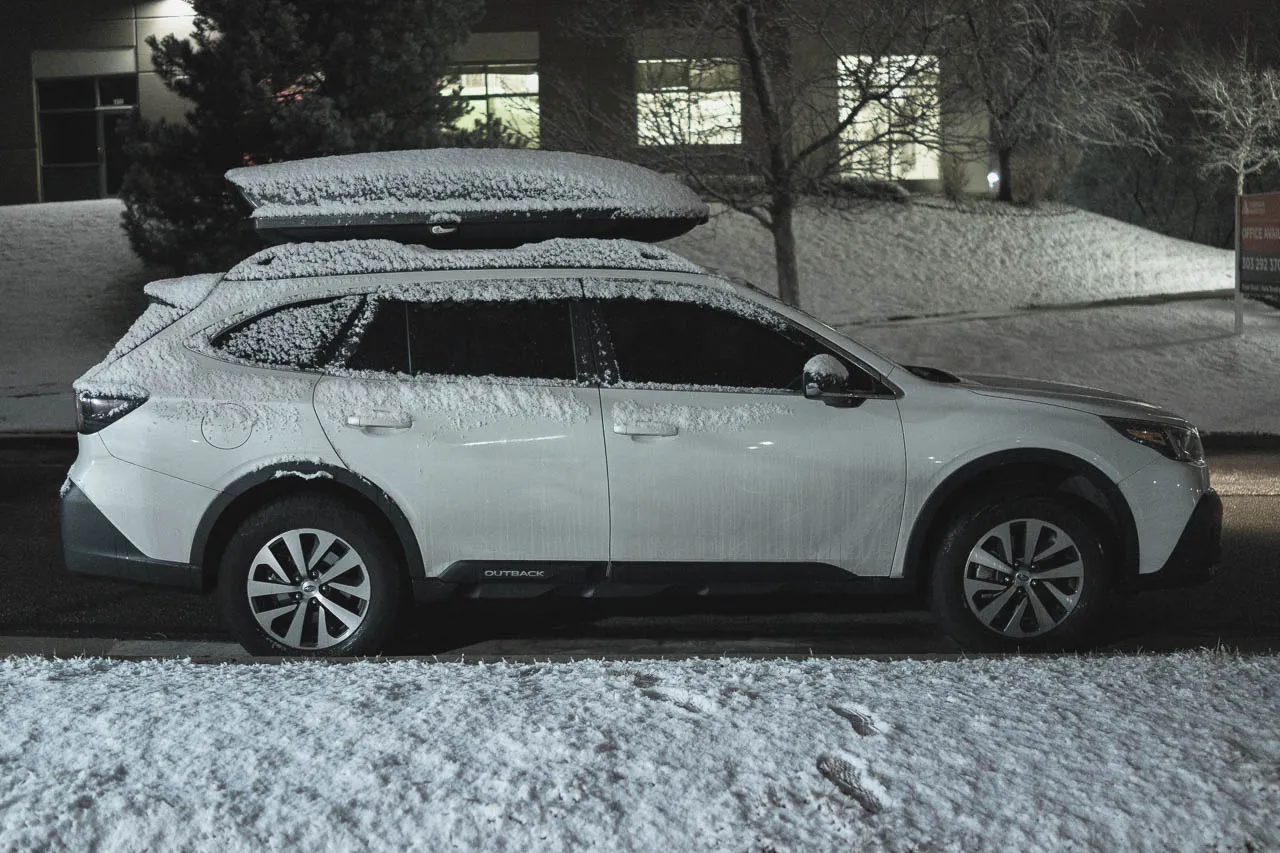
[210,295,363,369]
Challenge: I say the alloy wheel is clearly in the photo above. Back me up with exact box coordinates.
[962,518,1085,639]
[244,528,372,650]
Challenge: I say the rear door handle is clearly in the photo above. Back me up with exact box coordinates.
[346,411,413,430]
[613,422,679,437]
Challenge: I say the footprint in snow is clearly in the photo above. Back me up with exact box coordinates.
[640,686,717,714]
[829,704,885,737]
[816,754,886,815]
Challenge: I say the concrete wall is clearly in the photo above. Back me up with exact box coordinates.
[2,0,195,204]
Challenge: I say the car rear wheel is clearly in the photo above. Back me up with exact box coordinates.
[217,495,403,656]
[930,494,1113,651]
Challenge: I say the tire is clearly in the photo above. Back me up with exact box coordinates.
[930,493,1113,652]
[217,494,404,657]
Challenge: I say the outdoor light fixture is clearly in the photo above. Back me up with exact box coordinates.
[987,171,1000,189]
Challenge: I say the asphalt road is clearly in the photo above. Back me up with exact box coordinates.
[2,436,1278,658]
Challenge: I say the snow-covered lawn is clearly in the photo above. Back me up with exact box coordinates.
[666,200,1234,324]
[0,653,1275,852]
[0,200,147,432]
[853,297,1280,434]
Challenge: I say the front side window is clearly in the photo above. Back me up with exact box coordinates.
[211,296,363,369]
[452,63,540,146]
[346,298,576,381]
[636,58,741,146]
[597,298,852,391]
[839,54,940,181]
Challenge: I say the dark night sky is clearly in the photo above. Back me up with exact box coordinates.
[1129,0,1280,58]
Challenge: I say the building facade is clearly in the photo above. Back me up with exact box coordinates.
[1,0,991,206]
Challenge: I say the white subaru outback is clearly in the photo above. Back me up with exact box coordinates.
[61,151,1222,655]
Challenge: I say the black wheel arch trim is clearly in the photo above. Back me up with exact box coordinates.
[902,448,1139,590]
[189,460,425,589]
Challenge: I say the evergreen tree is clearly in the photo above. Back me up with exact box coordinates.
[121,0,496,272]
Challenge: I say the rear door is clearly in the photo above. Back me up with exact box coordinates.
[589,284,907,578]
[314,282,609,576]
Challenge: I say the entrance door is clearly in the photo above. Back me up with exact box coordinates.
[37,75,137,201]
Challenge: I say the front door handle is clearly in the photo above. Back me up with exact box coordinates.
[346,411,413,430]
[613,422,679,437]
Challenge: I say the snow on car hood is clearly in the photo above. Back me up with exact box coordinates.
[958,372,1188,423]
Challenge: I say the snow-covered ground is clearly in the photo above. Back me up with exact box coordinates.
[1,197,1276,433]
[0,653,1276,852]
[666,200,1234,324]
[853,297,1280,435]
[0,200,146,432]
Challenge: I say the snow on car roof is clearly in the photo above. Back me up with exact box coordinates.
[223,237,706,282]
[225,149,710,245]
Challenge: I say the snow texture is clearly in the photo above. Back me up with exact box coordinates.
[665,199,1235,324]
[224,238,703,282]
[213,295,362,368]
[142,274,222,310]
[0,652,1275,852]
[225,149,709,221]
[270,470,333,481]
[581,277,785,328]
[316,376,593,432]
[612,398,792,432]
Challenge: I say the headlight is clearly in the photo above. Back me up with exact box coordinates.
[1104,418,1205,465]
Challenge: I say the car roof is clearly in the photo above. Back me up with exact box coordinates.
[223,237,708,283]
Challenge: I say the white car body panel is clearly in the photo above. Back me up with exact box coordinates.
[314,375,610,576]
[601,387,906,572]
[68,434,218,563]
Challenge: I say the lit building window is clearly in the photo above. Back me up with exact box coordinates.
[839,55,940,181]
[453,63,540,146]
[636,58,741,146]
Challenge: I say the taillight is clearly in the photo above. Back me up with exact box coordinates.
[75,391,149,434]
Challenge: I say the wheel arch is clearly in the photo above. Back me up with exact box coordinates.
[901,449,1139,594]
[191,461,425,592]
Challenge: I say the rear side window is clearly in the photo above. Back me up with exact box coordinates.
[211,295,363,369]
[346,299,577,381]
[597,298,829,390]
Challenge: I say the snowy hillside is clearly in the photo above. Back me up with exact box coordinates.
[664,200,1234,324]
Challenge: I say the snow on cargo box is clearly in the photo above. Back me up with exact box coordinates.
[224,149,710,247]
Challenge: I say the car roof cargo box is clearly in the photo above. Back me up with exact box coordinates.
[225,149,709,248]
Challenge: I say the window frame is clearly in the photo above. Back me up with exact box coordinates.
[837,54,941,182]
[635,57,743,147]
[583,292,895,397]
[450,61,541,146]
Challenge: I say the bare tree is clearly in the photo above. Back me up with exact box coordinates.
[951,0,1163,203]
[1181,37,1280,198]
[556,0,956,308]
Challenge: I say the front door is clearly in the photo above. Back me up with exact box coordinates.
[314,289,609,576]
[590,291,907,577]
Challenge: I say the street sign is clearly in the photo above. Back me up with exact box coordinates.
[1239,192,1280,303]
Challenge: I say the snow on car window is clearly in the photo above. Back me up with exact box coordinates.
[611,399,792,432]
[224,238,703,282]
[212,295,362,369]
[226,149,709,221]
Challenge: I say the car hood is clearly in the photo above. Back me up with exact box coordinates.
[956,372,1191,425]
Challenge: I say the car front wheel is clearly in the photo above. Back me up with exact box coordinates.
[930,495,1113,651]
[217,495,403,656]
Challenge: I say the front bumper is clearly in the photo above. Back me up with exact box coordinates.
[1125,490,1223,591]
[62,483,202,590]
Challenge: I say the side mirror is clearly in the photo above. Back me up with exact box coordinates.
[803,355,862,408]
